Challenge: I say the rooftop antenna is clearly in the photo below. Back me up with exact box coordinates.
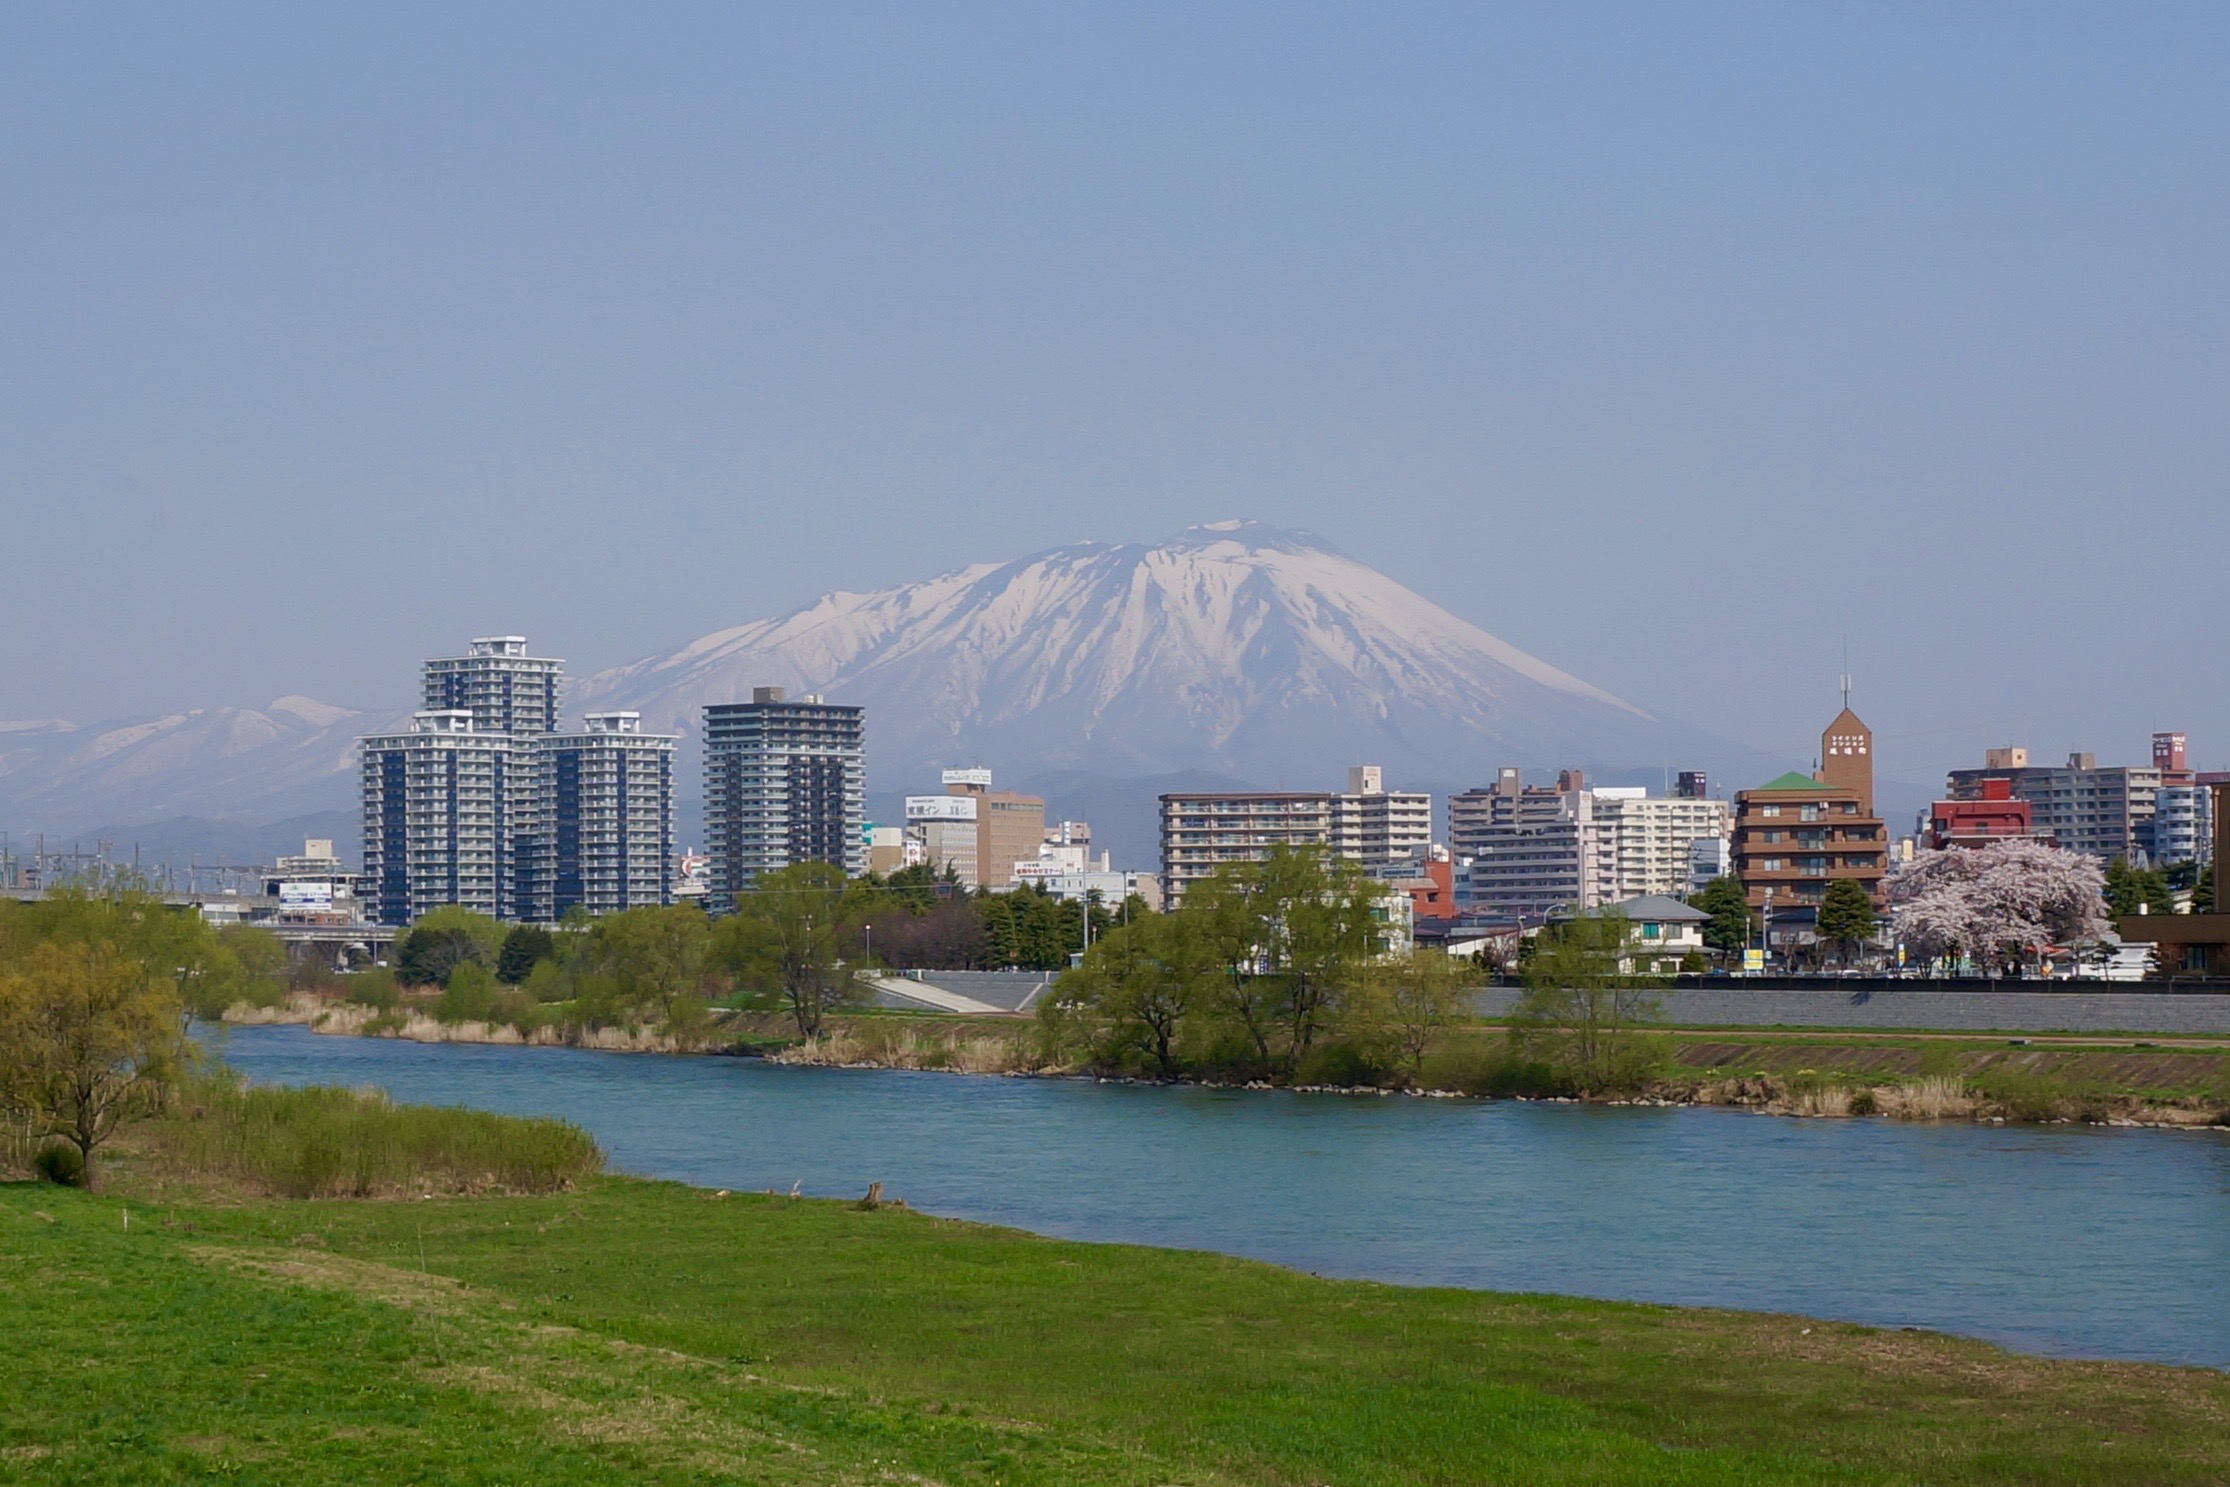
[1840,635,1851,712]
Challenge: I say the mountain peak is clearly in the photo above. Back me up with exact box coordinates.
[1162,518,1338,557]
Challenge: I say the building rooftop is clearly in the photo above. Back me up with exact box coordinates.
[1558,894,1709,924]
[1752,771,1826,792]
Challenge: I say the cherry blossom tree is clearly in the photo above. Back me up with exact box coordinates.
[1883,840,2108,976]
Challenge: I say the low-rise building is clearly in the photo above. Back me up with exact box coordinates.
[906,792,981,887]
[1925,776,2035,850]
[261,839,366,923]
[865,825,912,877]
[1553,894,1709,974]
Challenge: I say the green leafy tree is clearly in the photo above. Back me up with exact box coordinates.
[215,924,289,1009]
[2196,865,2216,915]
[2103,858,2142,917]
[1185,847,1380,1079]
[496,926,556,985]
[1689,877,1754,957]
[0,939,187,1191]
[1509,912,1663,1094]
[2104,859,2176,918]
[575,905,714,1030]
[1362,949,1480,1087]
[1053,910,1210,1078]
[7,888,258,1019]
[345,966,401,1010]
[714,862,863,1038]
[396,906,505,987]
[2143,866,2176,916]
[437,961,499,1024]
[1814,879,1878,965]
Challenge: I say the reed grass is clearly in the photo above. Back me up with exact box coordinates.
[143,1078,602,1198]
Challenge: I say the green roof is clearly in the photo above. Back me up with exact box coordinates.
[1753,771,1824,792]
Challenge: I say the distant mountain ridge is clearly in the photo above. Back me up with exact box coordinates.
[0,698,401,834]
[1,521,1770,843]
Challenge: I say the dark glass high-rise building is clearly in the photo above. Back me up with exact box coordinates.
[703,687,865,904]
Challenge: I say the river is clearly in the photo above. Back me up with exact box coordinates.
[205,1023,2230,1369]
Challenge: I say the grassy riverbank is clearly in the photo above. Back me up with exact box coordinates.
[6,1169,2230,1487]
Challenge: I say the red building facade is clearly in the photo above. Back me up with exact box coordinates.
[1926,777,2035,850]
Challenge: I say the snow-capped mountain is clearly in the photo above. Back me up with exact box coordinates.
[3,521,1760,848]
[575,520,1702,786]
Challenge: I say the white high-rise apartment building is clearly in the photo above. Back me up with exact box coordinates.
[1589,789,1734,900]
[1159,765,1428,903]
[360,710,527,924]
[2148,784,2213,867]
[1159,791,1334,904]
[518,712,677,921]
[420,636,563,736]
[1329,766,1433,875]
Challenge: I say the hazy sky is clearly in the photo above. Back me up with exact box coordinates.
[4,3,2225,788]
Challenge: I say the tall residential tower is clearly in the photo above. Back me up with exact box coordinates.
[703,687,866,902]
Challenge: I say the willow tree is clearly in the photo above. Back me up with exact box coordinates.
[714,862,865,1038]
[1184,847,1382,1079]
[0,939,186,1190]
[1055,909,1212,1079]
[1509,911,1663,1093]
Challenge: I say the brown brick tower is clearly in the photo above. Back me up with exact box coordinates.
[1819,707,1874,817]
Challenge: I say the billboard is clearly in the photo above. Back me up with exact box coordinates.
[279,881,336,912]
[940,768,994,790]
[906,794,978,821]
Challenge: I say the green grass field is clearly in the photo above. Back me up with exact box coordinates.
[3,1174,2225,1486]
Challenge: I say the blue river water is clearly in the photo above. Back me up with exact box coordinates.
[206,1023,2230,1369]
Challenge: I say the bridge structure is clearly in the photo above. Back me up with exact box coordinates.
[3,886,398,961]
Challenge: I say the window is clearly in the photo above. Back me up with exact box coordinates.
[1800,805,1821,822]
[1759,805,1781,818]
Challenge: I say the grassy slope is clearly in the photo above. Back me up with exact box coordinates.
[4,1179,2225,1486]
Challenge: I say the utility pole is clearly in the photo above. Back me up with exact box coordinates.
[1760,886,1774,971]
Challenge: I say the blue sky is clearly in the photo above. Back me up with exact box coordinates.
[3,3,2225,786]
